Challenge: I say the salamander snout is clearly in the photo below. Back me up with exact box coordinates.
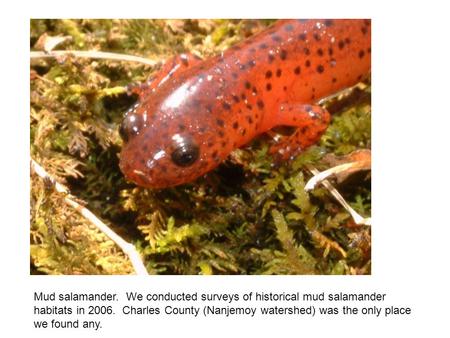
[118,103,221,188]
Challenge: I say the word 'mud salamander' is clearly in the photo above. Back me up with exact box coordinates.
[119,19,371,188]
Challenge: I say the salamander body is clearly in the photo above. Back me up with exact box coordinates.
[119,19,371,188]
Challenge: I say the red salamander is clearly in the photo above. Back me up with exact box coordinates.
[119,19,371,188]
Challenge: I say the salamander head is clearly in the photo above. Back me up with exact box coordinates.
[118,80,230,188]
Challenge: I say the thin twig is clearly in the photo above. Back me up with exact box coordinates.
[30,158,149,275]
[30,50,159,67]
[305,161,370,191]
[306,165,371,226]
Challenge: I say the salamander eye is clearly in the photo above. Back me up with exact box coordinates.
[119,112,143,143]
[119,121,129,142]
[170,134,200,167]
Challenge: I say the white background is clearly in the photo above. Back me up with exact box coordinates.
[1,0,449,336]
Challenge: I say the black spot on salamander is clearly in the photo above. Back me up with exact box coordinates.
[268,53,275,63]
[294,66,301,75]
[324,19,334,27]
[232,95,240,103]
[266,83,272,91]
[276,69,282,77]
[271,34,282,43]
[328,47,334,56]
[207,141,214,148]
[257,100,264,109]
[316,65,324,73]
[216,118,225,127]
[313,33,321,41]
[361,26,368,35]
[232,72,238,80]
[232,121,239,129]
[332,77,337,83]
[284,24,294,32]
[140,159,145,165]
[338,40,345,50]
[218,130,225,137]
[247,60,256,68]
[358,50,365,58]
[357,74,363,81]
[246,116,254,124]
[241,93,246,100]
[298,33,307,41]
[345,37,351,44]
[283,86,287,91]
[246,104,253,110]
[199,127,206,133]
[142,144,148,151]
[265,70,272,79]
[241,128,247,136]
[364,19,370,26]
[317,48,324,56]
[259,43,268,50]
[212,150,218,158]
[239,64,247,71]
[222,102,231,110]
[280,49,287,60]
[367,47,371,53]
[245,81,251,90]
[192,98,202,108]
[252,86,258,95]
[221,141,227,147]
[178,124,186,131]
[305,60,311,67]
[304,47,311,55]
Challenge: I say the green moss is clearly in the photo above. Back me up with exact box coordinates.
[30,19,371,275]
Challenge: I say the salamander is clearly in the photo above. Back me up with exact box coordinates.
[119,19,371,188]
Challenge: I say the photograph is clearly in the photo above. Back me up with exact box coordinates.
[30,19,371,275]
